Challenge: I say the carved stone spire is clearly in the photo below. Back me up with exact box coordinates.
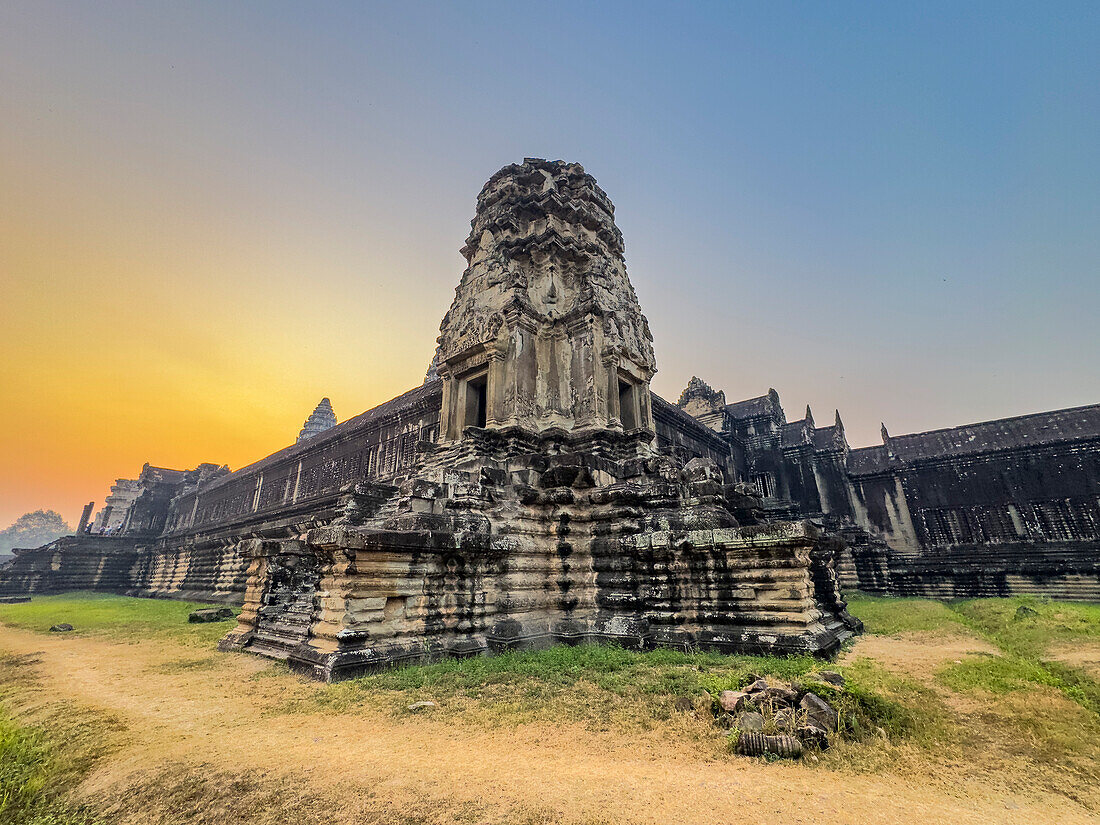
[433,159,657,442]
[677,376,722,408]
[881,422,895,457]
[677,376,727,432]
[297,398,337,444]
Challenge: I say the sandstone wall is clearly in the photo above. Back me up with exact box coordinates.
[0,537,142,597]
[0,535,248,605]
[876,540,1100,601]
[126,539,249,604]
[164,382,443,538]
[846,429,1100,600]
[222,520,858,682]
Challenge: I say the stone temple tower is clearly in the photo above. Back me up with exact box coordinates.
[297,398,337,444]
[432,159,657,444]
[220,159,860,680]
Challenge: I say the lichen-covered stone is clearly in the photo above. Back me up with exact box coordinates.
[773,707,797,731]
[800,692,839,733]
[735,712,765,732]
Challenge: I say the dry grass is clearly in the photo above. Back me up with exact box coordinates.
[0,593,1098,824]
[1048,642,1100,681]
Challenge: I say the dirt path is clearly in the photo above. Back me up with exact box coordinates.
[839,631,999,675]
[1,627,1097,825]
[1048,641,1100,681]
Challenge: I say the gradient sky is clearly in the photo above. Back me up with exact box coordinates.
[2,1,1098,528]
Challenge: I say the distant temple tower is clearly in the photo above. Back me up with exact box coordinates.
[431,159,657,443]
[297,398,337,443]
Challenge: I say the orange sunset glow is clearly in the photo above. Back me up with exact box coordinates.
[1,177,453,527]
[3,3,1098,531]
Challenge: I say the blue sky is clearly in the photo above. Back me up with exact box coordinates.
[1,1,1098,522]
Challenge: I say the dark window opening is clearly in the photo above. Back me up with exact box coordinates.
[400,433,415,467]
[465,373,488,429]
[755,474,771,498]
[618,379,637,429]
[1035,505,1051,536]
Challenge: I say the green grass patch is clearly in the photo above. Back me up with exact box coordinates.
[0,710,103,824]
[846,593,1100,714]
[281,643,832,734]
[0,592,237,646]
[845,593,967,635]
[949,596,1100,659]
[819,657,942,744]
[901,596,1100,714]
[938,653,1061,695]
[845,593,1100,783]
[0,654,122,825]
[306,643,824,720]
[285,641,948,755]
[358,643,821,696]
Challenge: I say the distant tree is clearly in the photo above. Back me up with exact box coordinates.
[0,510,73,558]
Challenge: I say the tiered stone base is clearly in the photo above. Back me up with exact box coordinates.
[0,535,248,605]
[880,541,1100,600]
[0,536,142,597]
[220,438,861,681]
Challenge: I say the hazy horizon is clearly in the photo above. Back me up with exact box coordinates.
[2,2,1098,527]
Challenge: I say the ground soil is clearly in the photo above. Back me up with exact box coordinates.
[1049,641,1100,681]
[1,625,1097,825]
[838,631,999,677]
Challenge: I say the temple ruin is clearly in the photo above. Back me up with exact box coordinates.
[2,159,1098,677]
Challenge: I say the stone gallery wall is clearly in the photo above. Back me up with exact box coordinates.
[0,384,442,605]
[651,393,738,472]
[163,381,444,537]
[0,536,143,598]
[670,378,1100,600]
[846,406,1100,599]
[0,535,248,605]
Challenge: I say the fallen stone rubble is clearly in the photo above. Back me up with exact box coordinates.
[712,671,847,759]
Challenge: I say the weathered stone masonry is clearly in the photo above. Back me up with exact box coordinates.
[3,158,1097,674]
[214,159,859,678]
[0,160,862,677]
[843,409,1100,599]
[672,376,1100,600]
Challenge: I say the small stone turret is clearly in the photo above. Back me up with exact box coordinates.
[677,376,728,432]
[297,398,337,443]
[432,158,657,443]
